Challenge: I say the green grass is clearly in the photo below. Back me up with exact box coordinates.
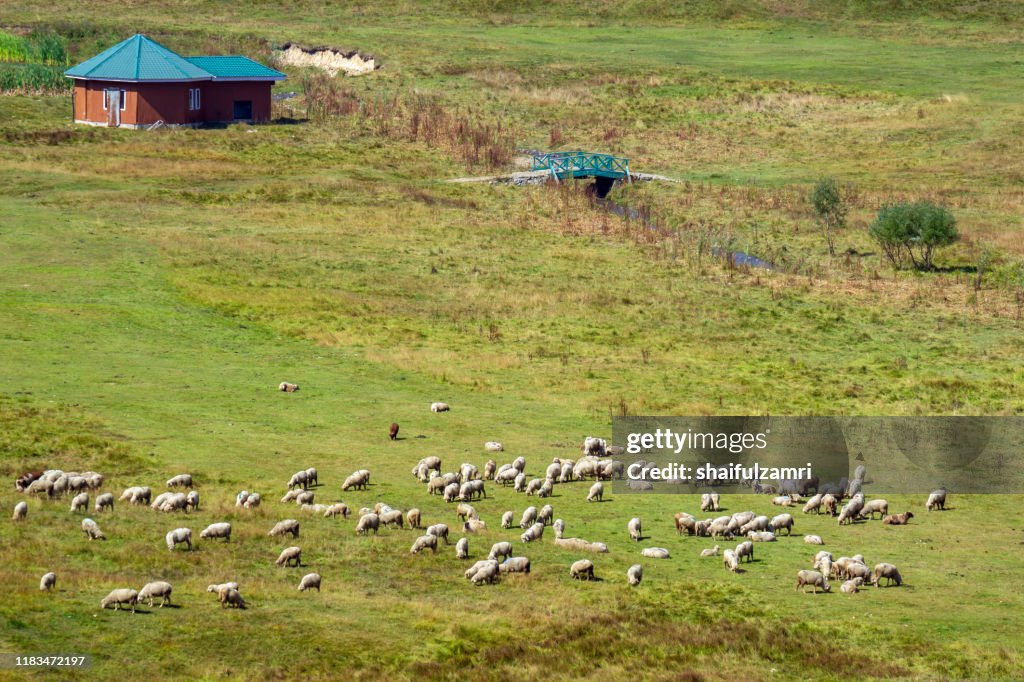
[2,2,1024,679]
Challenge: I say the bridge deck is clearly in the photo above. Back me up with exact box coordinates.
[530,151,630,182]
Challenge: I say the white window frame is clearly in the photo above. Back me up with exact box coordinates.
[188,88,201,111]
[101,88,127,111]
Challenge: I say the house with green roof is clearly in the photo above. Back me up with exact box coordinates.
[65,34,285,128]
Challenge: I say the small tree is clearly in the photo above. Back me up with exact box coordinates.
[810,177,847,256]
[869,200,958,270]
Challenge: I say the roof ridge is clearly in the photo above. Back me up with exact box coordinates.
[134,33,142,80]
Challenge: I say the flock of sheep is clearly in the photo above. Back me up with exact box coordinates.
[10,403,951,613]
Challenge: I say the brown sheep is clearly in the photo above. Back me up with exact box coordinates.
[882,511,914,525]
[389,422,399,440]
[279,381,299,392]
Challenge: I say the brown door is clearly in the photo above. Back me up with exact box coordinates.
[105,89,120,127]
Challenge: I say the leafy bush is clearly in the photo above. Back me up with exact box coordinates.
[868,200,958,270]
[810,177,847,256]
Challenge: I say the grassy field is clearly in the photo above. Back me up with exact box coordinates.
[2,2,1024,680]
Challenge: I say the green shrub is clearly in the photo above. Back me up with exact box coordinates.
[810,177,847,256]
[868,200,958,270]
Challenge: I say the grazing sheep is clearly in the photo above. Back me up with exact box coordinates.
[288,471,309,490]
[513,474,527,493]
[587,481,604,502]
[243,493,261,509]
[701,493,721,512]
[641,547,670,559]
[24,478,54,496]
[411,534,439,555]
[569,559,595,580]
[465,519,487,533]
[186,490,199,512]
[93,493,114,513]
[235,491,250,507]
[40,572,56,591]
[488,542,513,562]
[796,569,831,594]
[200,522,232,541]
[427,523,450,545]
[520,507,538,529]
[483,460,497,480]
[456,537,469,559]
[219,587,246,609]
[69,492,89,513]
[500,510,514,529]
[721,549,740,573]
[739,515,771,535]
[537,479,554,498]
[342,470,370,492]
[820,493,838,516]
[674,512,696,536]
[464,559,499,581]
[443,483,461,503]
[276,546,302,567]
[138,581,173,608]
[559,462,574,483]
[840,577,864,594]
[882,512,914,525]
[804,535,824,545]
[582,436,607,457]
[460,463,480,482]
[279,381,299,392]
[305,467,318,487]
[356,514,381,536]
[485,441,503,452]
[456,503,477,522]
[628,517,642,542]
[747,531,776,542]
[404,508,420,528]
[802,494,824,514]
[430,402,450,413]
[495,468,518,486]
[700,546,720,557]
[846,561,872,582]
[553,518,565,538]
[770,513,794,536]
[12,501,27,521]
[281,490,301,503]
[166,474,193,489]
[537,504,554,526]
[81,518,106,541]
[735,540,754,563]
[166,528,193,551]
[500,556,531,574]
[520,522,544,543]
[623,564,642,586]
[926,489,947,511]
[545,462,562,480]
[298,573,322,592]
[269,519,301,538]
[389,422,400,440]
[471,561,500,585]
[101,588,138,612]
[512,456,526,472]
[295,491,315,506]
[380,510,404,529]
[207,582,239,594]
[158,492,188,513]
[772,495,794,507]
[858,499,889,520]
[872,563,903,587]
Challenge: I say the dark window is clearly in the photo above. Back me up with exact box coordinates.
[233,100,253,120]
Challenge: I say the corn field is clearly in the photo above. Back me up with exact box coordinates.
[0,64,70,94]
[0,30,68,66]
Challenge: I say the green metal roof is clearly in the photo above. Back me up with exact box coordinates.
[185,56,285,80]
[65,35,286,83]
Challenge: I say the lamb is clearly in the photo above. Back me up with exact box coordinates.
[520,522,544,543]
[587,481,604,502]
[101,588,138,612]
[12,501,27,521]
[456,537,469,559]
[858,499,888,520]
[621,564,642,586]
[298,573,322,592]
[40,572,56,591]
[166,528,193,551]
[380,510,404,529]
[926,489,946,511]
[200,522,232,541]
[882,512,914,525]
[166,474,193,489]
[410,534,439,555]
[356,514,380,536]
[537,504,554,526]
[430,402,450,413]
[569,559,595,580]
[628,517,643,542]
[186,490,200,512]
[243,493,261,508]
[276,546,302,567]
[405,508,421,528]
[840,577,864,594]
[804,535,824,545]
[268,519,301,538]
[81,518,106,540]
[69,492,89,513]
[219,587,246,609]
[641,547,670,559]
[427,523,450,544]
[501,511,514,529]
[769,513,794,536]
[500,556,531,574]
[520,507,538,529]
[722,549,740,573]
[471,561,500,585]
[734,540,754,563]
[389,422,400,440]
[700,546,720,557]
[872,563,903,587]
[279,381,299,392]
[489,542,513,562]
[138,581,173,607]
[796,569,831,593]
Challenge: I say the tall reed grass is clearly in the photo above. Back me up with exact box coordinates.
[0,30,68,66]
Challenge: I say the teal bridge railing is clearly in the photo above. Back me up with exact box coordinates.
[530,151,631,183]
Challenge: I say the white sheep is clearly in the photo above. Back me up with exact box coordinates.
[12,501,27,521]
[587,481,604,502]
[69,492,89,513]
[500,557,531,574]
[840,577,864,594]
[520,506,538,529]
[240,492,260,508]
[279,381,299,392]
[410,534,439,555]
[471,561,500,585]
[513,474,527,493]
[138,581,173,607]
[734,540,754,563]
[872,563,903,587]
[488,542,513,562]
[406,508,421,528]
[380,510,404,528]
[324,503,349,519]
[641,547,670,559]
[207,582,239,594]
[464,559,498,581]
[926,489,946,511]
[166,528,193,551]
[183,490,198,512]
[722,549,740,573]
[281,490,301,503]
[430,402,450,413]
[770,513,794,535]
[796,569,830,593]
[40,572,56,591]
[268,519,301,538]
[747,531,776,542]
[101,588,138,612]
[804,535,824,545]
[700,493,721,512]
[628,517,642,542]
[520,522,544,543]
[569,559,595,580]
[485,441,503,452]
[427,523,450,544]
[700,546,720,557]
[219,587,246,609]
[858,498,888,520]
[456,537,469,559]
[81,517,106,540]
[276,546,302,567]
[464,518,486,533]
[295,491,314,505]
[235,491,249,507]
[356,514,380,536]
[553,518,565,539]
[166,474,193,489]
[94,493,114,513]
[501,511,514,529]
[200,522,232,541]
[627,564,643,586]
[298,573,322,592]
